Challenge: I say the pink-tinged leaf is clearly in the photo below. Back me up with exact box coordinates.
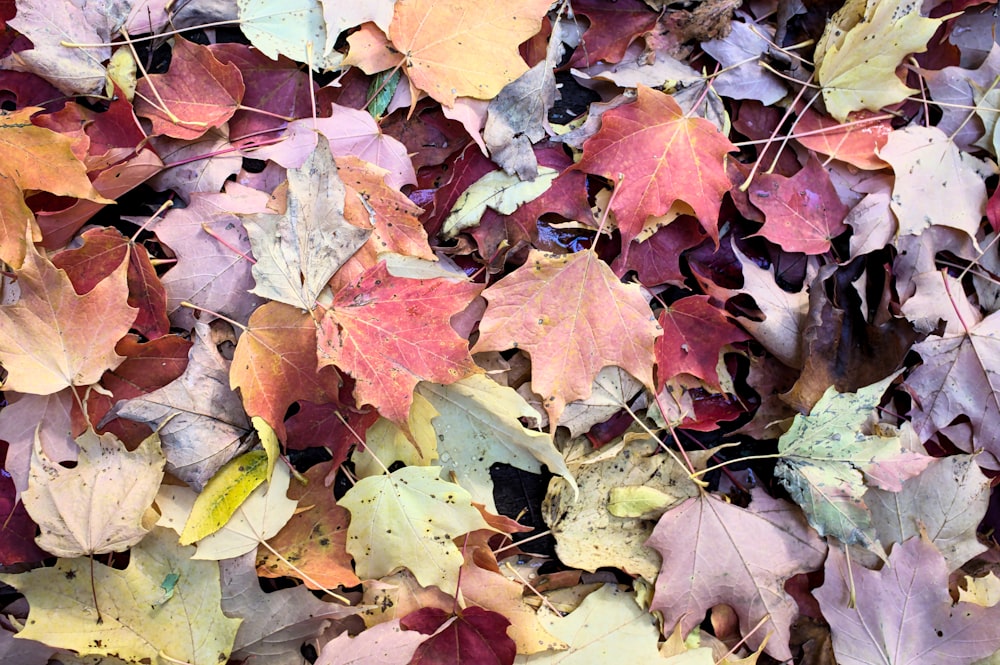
[403,607,516,665]
[573,85,736,245]
[472,249,660,429]
[317,262,482,426]
[209,43,317,148]
[749,155,849,255]
[316,619,426,665]
[793,107,891,170]
[0,390,77,497]
[904,309,1000,461]
[150,184,267,330]
[134,37,245,140]
[646,490,827,661]
[0,442,48,565]
[815,536,1000,665]
[655,295,749,391]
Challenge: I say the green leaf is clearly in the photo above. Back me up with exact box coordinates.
[775,372,930,552]
[180,449,268,545]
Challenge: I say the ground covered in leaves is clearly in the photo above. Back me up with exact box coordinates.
[2,0,1000,663]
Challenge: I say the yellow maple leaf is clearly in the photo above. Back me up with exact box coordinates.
[815,0,943,122]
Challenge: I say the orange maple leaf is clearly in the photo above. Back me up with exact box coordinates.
[574,85,736,246]
[472,249,660,429]
[0,239,137,395]
[231,301,342,443]
[389,0,551,106]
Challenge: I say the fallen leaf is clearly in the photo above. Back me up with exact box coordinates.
[543,435,698,581]
[242,140,372,310]
[748,155,849,255]
[257,460,361,590]
[134,37,245,140]
[222,550,357,665]
[339,465,492,596]
[23,427,164,558]
[776,374,932,551]
[231,301,342,442]
[7,0,120,95]
[416,374,575,511]
[867,454,990,571]
[0,527,241,665]
[104,321,252,490]
[317,261,482,426]
[150,183,266,329]
[0,240,135,395]
[473,249,659,429]
[237,0,342,69]
[316,619,425,665]
[815,0,942,122]
[573,85,736,245]
[441,167,557,239]
[525,584,665,663]
[403,606,515,665]
[647,490,828,661]
[878,125,996,240]
[815,536,1000,664]
[389,0,552,106]
[655,295,749,391]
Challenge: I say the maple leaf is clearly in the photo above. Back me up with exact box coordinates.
[317,261,482,426]
[256,460,361,590]
[231,301,341,443]
[528,584,667,662]
[748,155,849,254]
[7,0,116,95]
[150,184,266,329]
[317,620,426,665]
[655,295,749,391]
[221,551,357,664]
[815,536,1000,664]
[0,527,241,664]
[814,0,942,122]
[472,249,660,429]
[878,125,997,240]
[402,606,515,665]
[242,140,372,311]
[544,435,700,581]
[0,443,47,565]
[568,0,660,68]
[237,0,343,70]
[22,428,164,558]
[646,490,827,661]
[0,240,136,395]
[104,321,252,490]
[904,306,1000,461]
[388,0,552,106]
[52,226,170,341]
[415,374,576,511]
[134,37,245,140]
[792,107,891,170]
[776,374,932,551]
[868,454,990,571]
[338,465,492,596]
[573,85,736,245]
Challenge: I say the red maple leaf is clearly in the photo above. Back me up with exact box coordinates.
[573,85,736,245]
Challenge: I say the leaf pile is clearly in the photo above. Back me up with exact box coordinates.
[2,0,1000,663]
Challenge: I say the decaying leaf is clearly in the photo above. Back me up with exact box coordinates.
[0,527,242,665]
[339,465,492,596]
[23,427,164,557]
